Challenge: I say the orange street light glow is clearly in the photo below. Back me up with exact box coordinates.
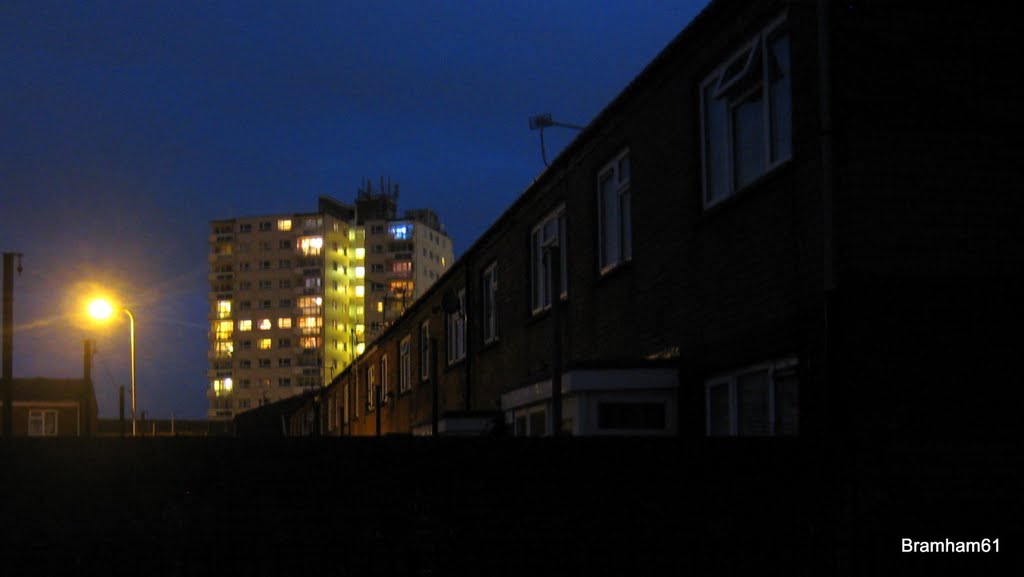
[88,298,115,320]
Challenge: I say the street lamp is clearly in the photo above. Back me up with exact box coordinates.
[88,298,137,437]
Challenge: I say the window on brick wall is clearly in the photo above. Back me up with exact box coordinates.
[530,206,568,314]
[420,321,430,381]
[28,410,58,436]
[701,16,791,207]
[481,262,498,344]
[381,355,389,404]
[400,336,412,392]
[705,358,799,437]
[598,149,632,272]
[447,288,466,364]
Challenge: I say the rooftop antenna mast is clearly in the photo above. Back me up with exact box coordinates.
[529,113,584,167]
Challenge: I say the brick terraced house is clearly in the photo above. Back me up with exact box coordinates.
[266,0,1020,442]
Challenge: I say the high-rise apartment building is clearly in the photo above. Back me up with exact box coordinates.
[356,181,453,343]
[207,186,451,419]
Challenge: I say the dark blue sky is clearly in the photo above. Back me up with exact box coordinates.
[1,1,707,418]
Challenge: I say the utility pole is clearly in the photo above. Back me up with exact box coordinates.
[2,252,23,439]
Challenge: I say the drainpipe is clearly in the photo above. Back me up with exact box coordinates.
[545,245,563,436]
[431,336,439,436]
[817,0,838,437]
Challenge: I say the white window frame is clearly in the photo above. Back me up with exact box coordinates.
[400,336,412,392]
[447,288,466,364]
[700,15,791,208]
[419,321,430,382]
[530,205,568,314]
[482,262,498,344]
[704,357,798,437]
[28,409,58,437]
[512,406,548,437]
[597,148,632,273]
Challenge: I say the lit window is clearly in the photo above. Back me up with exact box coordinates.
[213,320,233,340]
[299,336,319,349]
[298,316,322,335]
[216,300,231,319]
[530,206,568,313]
[355,285,365,297]
[214,341,233,355]
[390,281,413,295]
[258,338,272,350]
[212,378,233,396]
[278,317,292,329]
[354,247,365,260]
[701,17,791,207]
[391,261,412,276]
[355,266,365,278]
[447,289,466,364]
[356,343,365,355]
[376,301,383,313]
[258,319,271,330]
[389,223,412,239]
[482,262,498,344]
[299,236,323,256]
[598,149,632,272]
[238,320,252,331]
[278,219,292,231]
[706,359,799,437]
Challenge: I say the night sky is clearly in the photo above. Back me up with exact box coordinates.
[1,1,707,419]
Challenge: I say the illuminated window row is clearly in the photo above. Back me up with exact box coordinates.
[237,318,295,331]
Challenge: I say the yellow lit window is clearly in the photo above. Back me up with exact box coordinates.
[213,320,233,340]
[300,336,320,349]
[298,316,322,328]
[214,341,233,355]
[278,317,292,328]
[355,285,365,297]
[299,236,324,256]
[258,319,272,330]
[278,219,292,231]
[238,320,252,331]
[356,342,365,355]
[376,301,383,313]
[217,300,232,319]
[213,378,233,396]
[354,247,365,260]
[354,266,365,278]
[441,257,446,266]
[355,324,365,337]
[258,338,272,350]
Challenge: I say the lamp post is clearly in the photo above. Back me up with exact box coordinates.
[88,299,137,437]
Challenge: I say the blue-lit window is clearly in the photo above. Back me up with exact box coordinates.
[389,223,413,240]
